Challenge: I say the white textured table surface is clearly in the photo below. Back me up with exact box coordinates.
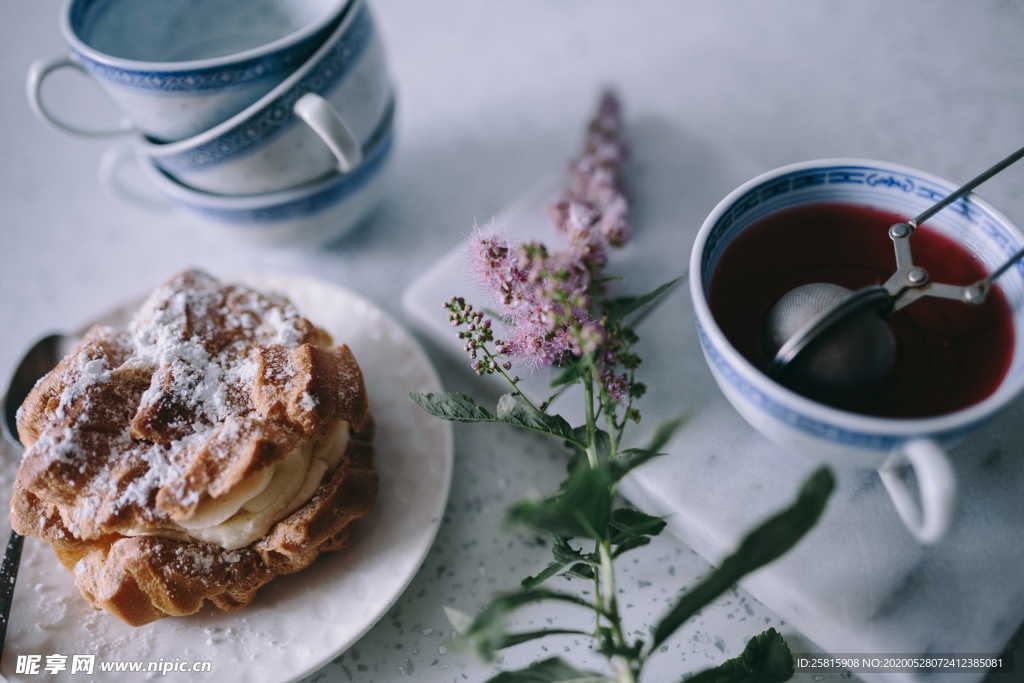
[2,2,1023,682]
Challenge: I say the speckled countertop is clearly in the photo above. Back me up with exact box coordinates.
[2,1,1023,681]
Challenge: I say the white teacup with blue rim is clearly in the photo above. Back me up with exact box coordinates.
[125,0,391,196]
[27,0,351,142]
[690,158,1024,544]
[105,103,395,246]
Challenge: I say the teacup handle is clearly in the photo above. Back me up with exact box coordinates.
[26,54,135,138]
[878,438,956,544]
[293,93,363,173]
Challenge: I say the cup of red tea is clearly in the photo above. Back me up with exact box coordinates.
[690,158,1024,543]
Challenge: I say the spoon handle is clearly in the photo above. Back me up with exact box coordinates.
[0,531,24,660]
[913,144,1024,226]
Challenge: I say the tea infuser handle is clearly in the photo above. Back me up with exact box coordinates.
[890,247,1024,309]
[26,54,135,138]
[878,438,956,544]
[99,145,173,210]
[911,144,1024,227]
[294,93,363,173]
[955,247,1024,305]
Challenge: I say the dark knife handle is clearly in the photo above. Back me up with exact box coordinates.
[0,531,24,661]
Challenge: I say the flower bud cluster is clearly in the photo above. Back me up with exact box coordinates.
[445,297,513,376]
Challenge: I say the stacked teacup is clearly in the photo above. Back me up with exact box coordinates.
[28,0,394,245]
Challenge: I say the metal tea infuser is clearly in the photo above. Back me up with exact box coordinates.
[765,144,1024,391]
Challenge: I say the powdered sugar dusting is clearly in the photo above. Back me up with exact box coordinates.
[129,273,262,427]
[27,350,116,465]
[172,544,216,573]
[299,391,317,411]
[263,305,306,346]
[54,357,111,420]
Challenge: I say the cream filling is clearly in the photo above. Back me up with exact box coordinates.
[128,422,350,551]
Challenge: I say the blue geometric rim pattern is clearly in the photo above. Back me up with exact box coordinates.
[153,3,374,172]
[70,0,345,92]
[699,165,1024,289]
[184,115,393,224]
[696,164,1017,450]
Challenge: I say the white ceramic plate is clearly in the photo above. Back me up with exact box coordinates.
[0,274,453,683]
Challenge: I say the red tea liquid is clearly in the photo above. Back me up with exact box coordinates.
[709,202,1015,418]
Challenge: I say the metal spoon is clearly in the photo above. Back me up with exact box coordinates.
[2,333,67,447]
[0,332,72,660]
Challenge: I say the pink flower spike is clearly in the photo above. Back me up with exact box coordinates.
[469,226,533,314]
[507,318,571,367]
[601,217,632,248]
[548,200,571,233]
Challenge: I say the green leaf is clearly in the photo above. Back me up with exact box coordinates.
[496,393,577,442]
[508,462,614,539]
[650,467,835,651]
[611,535,652,558]
[498,629,592,649]
[467,589,601,660]
[521,538,595,588]
[611,448,662,480]
[567,562,595,580]
[485,657,609,683]
[603,276,683,323]
[684,628,794,682]
[553,536,594,564]
[609,508,666,544]
[521,560,568,589]
[607,508,665,558]
[610,414,687,481]
[550,361,585,388]
[646,414,688,451]
[411,392,583,446]
[411,391,494,421]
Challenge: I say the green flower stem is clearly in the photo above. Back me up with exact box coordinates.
[601,366,639,681]
[481,345,544,414]
[585,368,606,636]
[583,368,599,469]
[600,540,639,683]
[583,366,639,683]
